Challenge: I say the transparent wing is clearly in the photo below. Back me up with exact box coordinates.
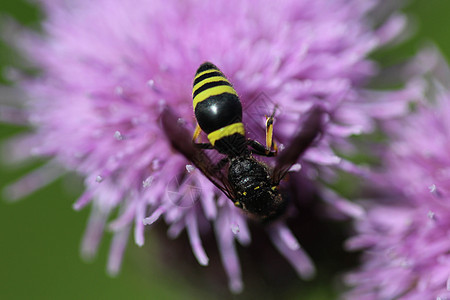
[272,105,325,184]
[160,106,235,200]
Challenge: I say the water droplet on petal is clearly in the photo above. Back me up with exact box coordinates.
[151,159,160,171]
[186,164,195,173]
[147,79,155,88]
[231,223,240,234]
[289,163,302,172]
[114,131,123,140]
[96,175,103,183]
[142,176,153,188]
[429,184,437,193]
[428,211,435,220]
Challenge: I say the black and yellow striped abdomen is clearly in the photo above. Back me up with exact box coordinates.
[193,62,247,156]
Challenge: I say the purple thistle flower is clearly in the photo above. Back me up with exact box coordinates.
[2,0,421,293]
[345,53,450,299]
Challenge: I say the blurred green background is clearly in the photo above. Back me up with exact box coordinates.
[1,1,450,299]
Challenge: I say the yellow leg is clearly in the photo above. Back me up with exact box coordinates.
[265,107,278,155]
[192,124,202,143]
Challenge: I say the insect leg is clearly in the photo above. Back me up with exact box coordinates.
[248,138,277,157]
[192,123,214,149]
[192,123,202,142]
[265,108,278,155]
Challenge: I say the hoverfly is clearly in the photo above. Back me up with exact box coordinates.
[160,62,324,221]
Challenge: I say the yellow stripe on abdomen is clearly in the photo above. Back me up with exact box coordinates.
[193,85,238,110]
[192,76,231,95]
[207,122,245,146]
[194,69,219,81]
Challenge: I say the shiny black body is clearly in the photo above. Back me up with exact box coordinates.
[195,94,247,156]
[161,62,325,221]
[195,94,242,133]
[192,62,285,219]
[193,62,247,156]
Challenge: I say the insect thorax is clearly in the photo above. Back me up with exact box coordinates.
[228,156,270,190]
[228,156,285,219]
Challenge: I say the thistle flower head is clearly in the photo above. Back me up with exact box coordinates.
[3,0,421,293]
[345,59,450,299]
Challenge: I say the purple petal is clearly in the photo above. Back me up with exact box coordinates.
[267,222,315,279]
[134,201,146,246]
[81,206,109,260]
[186,210,209,266]
[107,225,131,275]
[143,206,166,226]
[215,205,243,294]
[3,161,65,202]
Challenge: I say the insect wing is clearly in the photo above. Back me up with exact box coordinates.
[160,107,234,199]
[272,105,325,184]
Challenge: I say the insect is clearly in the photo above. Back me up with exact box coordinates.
[161,62,324,221]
